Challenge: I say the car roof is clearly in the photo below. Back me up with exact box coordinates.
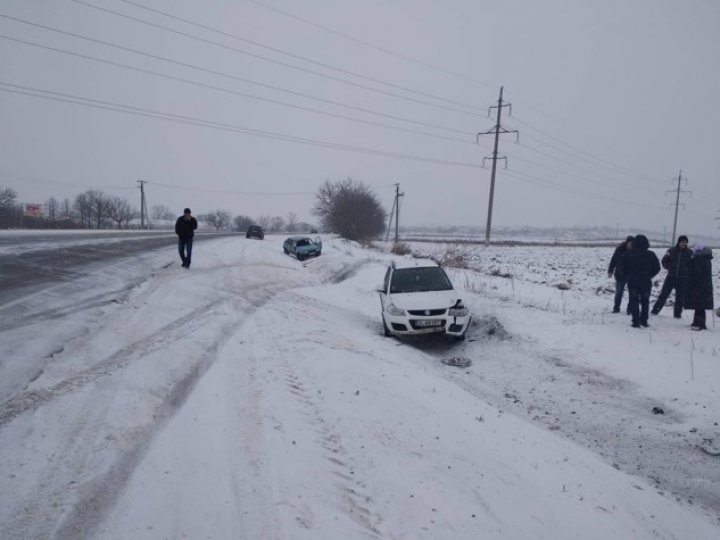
[392,257,440,270]
[286,235,311,240]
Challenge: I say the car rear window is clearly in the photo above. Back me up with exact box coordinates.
[390,267,453,293]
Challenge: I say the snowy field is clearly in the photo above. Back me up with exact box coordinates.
[1,233,719,539]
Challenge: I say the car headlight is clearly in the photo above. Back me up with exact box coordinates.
[386,303,406,316]
[448,300,469,317]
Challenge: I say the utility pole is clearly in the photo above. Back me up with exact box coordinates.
[666,170,689,246]
[476,86,519,245]
[137,180,148,230]
[385,183,404,242]
[394,183,404,243]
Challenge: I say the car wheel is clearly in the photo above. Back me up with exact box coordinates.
[382,315,392,337]
[453,333,466,341]
[297,253,304,261]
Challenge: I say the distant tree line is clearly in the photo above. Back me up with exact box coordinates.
[1,177,386,240]
[0,185,319,233]
[0,186,140,230]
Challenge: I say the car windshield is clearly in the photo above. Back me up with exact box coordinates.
[296,239,311,246]
[390,267,453,293]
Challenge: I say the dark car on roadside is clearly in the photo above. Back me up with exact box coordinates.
[246,225,264,240]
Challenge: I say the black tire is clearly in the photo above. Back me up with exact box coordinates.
[297,253,304,261]
[382,315,392,337]
[453,333,466,341]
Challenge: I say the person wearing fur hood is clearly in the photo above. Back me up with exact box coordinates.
[621,234,661,328]
[684,243,714,330]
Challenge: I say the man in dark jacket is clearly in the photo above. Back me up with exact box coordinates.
[621,234,661,328]
[607,235,634,313]
[175,207,198,268]
[651,235,692,318]
[684,243,713,330]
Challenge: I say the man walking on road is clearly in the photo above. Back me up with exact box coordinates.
[175,208,197,268]
[651,235,692,318]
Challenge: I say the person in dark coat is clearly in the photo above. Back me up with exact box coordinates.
[684,243,713,330]
[175,207,198,268]
[608,235,634,313]
[621,234,661,328]
[651,235,692,318]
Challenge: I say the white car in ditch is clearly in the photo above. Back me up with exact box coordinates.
[378,258,471,340]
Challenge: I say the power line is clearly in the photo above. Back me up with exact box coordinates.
[64,1,486,117]
[0,34,484,147]
[0,170,134,191]
[243,0,499,92]
[113,0,489,113]
[504,88,659,182]
[504,134,658,194]
[149,180,315,196]
[238,0,661,190]
[0,81,486,169]
[503,145,657,195]
[501,168,666,210]
[0,16,482,137]
[509,115,658,184]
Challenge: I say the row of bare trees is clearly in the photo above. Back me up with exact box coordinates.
[0,186,140,229]
[2,177,386,240]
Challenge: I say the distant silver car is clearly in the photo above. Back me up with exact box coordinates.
[283,236,322,261]
[378,258,471,340]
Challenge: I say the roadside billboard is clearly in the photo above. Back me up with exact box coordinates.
[23,203,43,217]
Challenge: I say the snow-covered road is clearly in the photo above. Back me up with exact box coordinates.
[1,234,718,539]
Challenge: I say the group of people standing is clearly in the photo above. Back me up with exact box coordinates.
[608,234,714,330]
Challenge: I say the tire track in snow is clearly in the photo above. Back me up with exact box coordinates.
[0,300,217,427]
[280,364,383,537]
[2,280,284,540]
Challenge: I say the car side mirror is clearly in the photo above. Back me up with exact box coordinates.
[376,284,385,294]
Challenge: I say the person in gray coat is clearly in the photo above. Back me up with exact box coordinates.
[651,235,692,318]
[684,243,714,330]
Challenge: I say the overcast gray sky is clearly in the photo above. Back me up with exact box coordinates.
[1,0,718,235]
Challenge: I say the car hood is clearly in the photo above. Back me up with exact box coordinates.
[389,290,459,310]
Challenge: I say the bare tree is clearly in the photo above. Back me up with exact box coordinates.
[233,214,254,231]
[46,197,59,227]
[73,192,92,228]
[107,196,136,229]
[256,215,272,230]
[312,178,386,241]
[202,210,232,231]
[286,212,298,232]
[269,216,285,232]
[59,198,75,227]
[0,186,16,209]
[151,204,174,221]
[88,190,110,229]
[0,186,18,228]
[74,190,111,229]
